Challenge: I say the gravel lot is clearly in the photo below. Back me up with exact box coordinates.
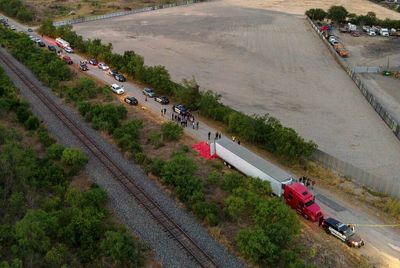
[0,48,242,268]
[73,1,400,181]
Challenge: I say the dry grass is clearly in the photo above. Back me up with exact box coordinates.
[23,0,179,21]
[227,0,400,19]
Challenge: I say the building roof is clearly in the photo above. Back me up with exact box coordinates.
[215,137,292,183]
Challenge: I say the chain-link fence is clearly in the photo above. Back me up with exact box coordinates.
[53,0,207,27]
[313,149,400,199]
[307,18,400,198]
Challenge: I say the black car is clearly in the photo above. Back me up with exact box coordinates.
[48,45,56,52]
[37,41,46,47]
[155,96,169,105]
[79,63,89,71]
[124,96,138,106]
[321,217,364,248]
[27,28,33,32]
[89,59,98,65]
[114,73,126,82]
[172,104,187,115]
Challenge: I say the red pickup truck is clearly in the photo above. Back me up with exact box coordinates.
[62,55,73,65]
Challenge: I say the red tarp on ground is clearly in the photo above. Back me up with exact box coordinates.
[192,141,217,160]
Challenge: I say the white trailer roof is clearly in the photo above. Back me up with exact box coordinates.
[215,138,293,183]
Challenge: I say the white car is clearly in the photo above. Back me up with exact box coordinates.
[10,25,16,31]
[111,84,125,95]
[98,62,109,71]
[368,30,376,36]
[64,46,74,53]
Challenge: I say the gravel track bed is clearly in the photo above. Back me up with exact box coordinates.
[0,48,243,268]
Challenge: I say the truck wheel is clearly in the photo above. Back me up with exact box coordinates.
[303,214,309,220]
[227,164,232,169]
[223,161,227,166]
[325,228,331,235]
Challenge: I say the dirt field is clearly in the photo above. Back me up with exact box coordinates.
[22,0,178,20]
[227,0,400,19]
[73,1,400,181]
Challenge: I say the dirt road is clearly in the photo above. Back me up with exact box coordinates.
[73,1,400,188]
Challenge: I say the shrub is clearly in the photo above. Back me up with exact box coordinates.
[148,131,164,149]
[46,144,65,160]
[148,157,165,176]
[305,8,327,20]
[24,115,40,130]
[113,119,143,153]
[61,148,88,174]
[192,201,220,226]
[37,126,56,147]
[133,152,146,164]
[160,122,183,141]
[223,173,244,193]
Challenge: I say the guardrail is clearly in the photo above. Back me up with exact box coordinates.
[308,17,400,198]
[54,0,207,27]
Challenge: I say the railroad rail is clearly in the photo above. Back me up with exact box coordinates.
[0,50,218,268]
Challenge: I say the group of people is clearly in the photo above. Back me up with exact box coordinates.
[208,131,222,140]
[299,176,316,189]
[171,113,199,129]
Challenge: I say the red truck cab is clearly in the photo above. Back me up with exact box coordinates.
[62,55,73,65]
[284,182,323,222]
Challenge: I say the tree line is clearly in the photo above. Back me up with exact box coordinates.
[0,0,34,22]
[38,20,318,161]
[0,67,145,267]
[306,5,400,29]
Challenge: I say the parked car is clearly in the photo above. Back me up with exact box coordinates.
[111,84,125,95]
[27,28,33,32]
[64,46,74,53]
[351,31,360,37]
[155,96,169,105]
[28,35,35,41]
[37,41,46,47]
[80,60,88,65]
[114,73,126,82]
[124,96,138,105]
[98,62,109,70]
[79,63,89,71]
[62,56,73,65]
[89,59,98,65]
[10,25,16,31]
[142,87,156,97]
[172,104,187,115]
[321,217,364,248]
[48,45,57,52]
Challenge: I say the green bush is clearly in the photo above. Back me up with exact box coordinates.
[148,157,165,176]
[24,115,40,130]
[192,201,220,226]
[45,144,65,160]
[305,8,327,20]
[134,152,147,165]
[65,77,98,102]
[148,131,164,149]
[160,122,183,141]
[37,126,56,147]
[61,148,88,174]
[113,119,143,153]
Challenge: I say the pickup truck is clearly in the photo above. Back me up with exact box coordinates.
[321,217,364,248]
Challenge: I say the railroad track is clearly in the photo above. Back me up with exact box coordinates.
[0,50,218,268]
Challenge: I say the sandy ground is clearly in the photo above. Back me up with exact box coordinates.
[73,1,400,181]
[227,0,400,19]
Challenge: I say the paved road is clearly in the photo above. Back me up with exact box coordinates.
[3,16,400,267]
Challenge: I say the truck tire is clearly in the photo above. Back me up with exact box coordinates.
[325,228,331,235]
[227,164,232,169]
[223,161,227,166]
[303,214,309,220]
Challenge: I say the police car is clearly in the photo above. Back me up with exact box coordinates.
[321,217,364,248]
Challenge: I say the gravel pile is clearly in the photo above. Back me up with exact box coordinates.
[0,48,243,268]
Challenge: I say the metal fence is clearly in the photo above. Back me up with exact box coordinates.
[307,18,400,141]
[307,18,400,198]
[352,66,382,73]
[313,149,400,199]
[53,0,206,27]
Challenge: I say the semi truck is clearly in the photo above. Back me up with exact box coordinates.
[210,138,323,221]
[55,38,70,49]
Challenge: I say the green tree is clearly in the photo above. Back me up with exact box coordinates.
[44,244,67,267]
[305,8,327,21]
[160,122,183,141]
[327,5,348,23]
[61,148,88,174]
[100,231,144,267]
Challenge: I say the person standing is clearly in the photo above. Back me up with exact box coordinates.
[145,95,147,101]
[196,121,199,130]
[208,132,211,140]
[161,109,163,116]
[192,121,195,129]
[164,108,167,115]
[238,140,241,145]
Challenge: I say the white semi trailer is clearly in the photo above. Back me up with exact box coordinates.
[210,138,293,196]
